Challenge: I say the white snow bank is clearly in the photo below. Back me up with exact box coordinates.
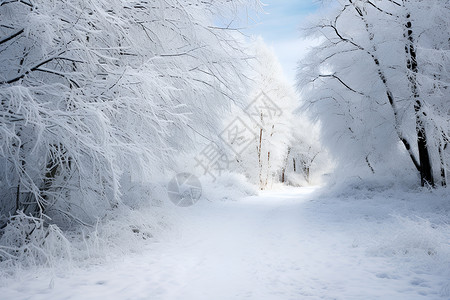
[200,171,258,202]
[0,181,178,272]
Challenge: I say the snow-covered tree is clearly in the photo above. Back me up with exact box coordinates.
[231,39,327,189]
[229,39,295,189]
[284,117,329,186]
[298,0,449,186]
[0,0,260,259]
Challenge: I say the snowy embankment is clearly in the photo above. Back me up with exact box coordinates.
[0,187,449,300]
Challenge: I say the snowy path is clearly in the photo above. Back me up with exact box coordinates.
[1,187,449,300]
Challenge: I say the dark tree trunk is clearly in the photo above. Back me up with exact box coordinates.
[405,12,434,187]
[439,135,447,187]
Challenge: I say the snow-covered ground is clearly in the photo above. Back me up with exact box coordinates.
[1,187,449,300]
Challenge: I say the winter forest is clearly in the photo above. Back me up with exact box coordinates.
[0,0,449,299]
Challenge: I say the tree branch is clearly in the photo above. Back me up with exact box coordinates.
[318,74,365,95]
[0,28,24,45]
[0,52,71,85]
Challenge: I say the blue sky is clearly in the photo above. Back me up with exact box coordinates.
[242,0,321,85]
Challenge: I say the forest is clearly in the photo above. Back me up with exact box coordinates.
[0,0,449,299]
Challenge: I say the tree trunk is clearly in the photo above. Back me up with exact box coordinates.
[405,11,434,187]
[281,147,291,183]
[439,135,447,187]
[258,127,263,189]
[265,151,271,188]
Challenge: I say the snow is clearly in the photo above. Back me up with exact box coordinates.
[1,187,449,300]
